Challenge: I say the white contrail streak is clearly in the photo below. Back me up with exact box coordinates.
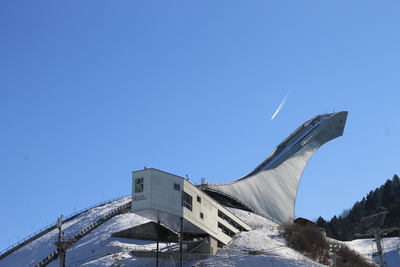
[270,86,294,120]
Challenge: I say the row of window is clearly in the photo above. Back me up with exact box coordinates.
[182,190,203,210]
[181,188,244,237]
[182,191,204,220]
[218,222,235,237]
[218,210,246,232]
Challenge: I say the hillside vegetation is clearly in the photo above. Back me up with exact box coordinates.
[316,175,400,241]
[280,224,375,267]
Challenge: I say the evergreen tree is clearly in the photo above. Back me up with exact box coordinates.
[381,179,393,209]
[328,216,339,240]
[365,191,375,211]
[317,174,400,241]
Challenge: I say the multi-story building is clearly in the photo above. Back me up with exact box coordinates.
[131,168,251,254]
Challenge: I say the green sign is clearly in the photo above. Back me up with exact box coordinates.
[134,177,144,193]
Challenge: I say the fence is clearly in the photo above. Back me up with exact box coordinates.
[0,195,131,259]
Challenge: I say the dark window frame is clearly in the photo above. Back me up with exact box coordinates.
[182,191,193,211]
[174,183,180,191]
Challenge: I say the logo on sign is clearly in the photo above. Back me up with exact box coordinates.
[134,177,144,193]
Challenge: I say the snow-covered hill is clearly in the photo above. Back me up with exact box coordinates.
[1,197,399,267]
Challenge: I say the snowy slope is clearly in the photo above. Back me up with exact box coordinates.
[0,197,133,267]
[1,197,399,267]
[192,208,325,267]
[345,237,400,267]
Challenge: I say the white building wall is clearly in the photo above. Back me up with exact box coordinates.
[131,169,251,246]
[132,169,183,218]
[182,180,247,245]
[131,169,152,212]
[150,170,183,218]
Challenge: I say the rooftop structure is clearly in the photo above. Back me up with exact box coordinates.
[202,111,348,224]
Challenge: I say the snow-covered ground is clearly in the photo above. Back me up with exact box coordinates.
[345,237,400,267]
[1,197,399,267]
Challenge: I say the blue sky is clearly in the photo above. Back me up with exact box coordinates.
[1,1,400,251]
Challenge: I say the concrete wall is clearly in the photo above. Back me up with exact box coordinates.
[131,251,208,260]
[182,179,250,245]
[112,222,178,242]
[205,111,348,224]
[132,169,183,218]
[131,168,251,252]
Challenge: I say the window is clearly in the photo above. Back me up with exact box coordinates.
[218,222,235,237]
[197,196,201,203]
[218,210,246,232]
[200,212,204,219]
[182,191,192,211]
[174,183,180,191]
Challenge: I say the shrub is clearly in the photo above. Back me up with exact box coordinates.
[280,224,327,257]
[279,224,375,267]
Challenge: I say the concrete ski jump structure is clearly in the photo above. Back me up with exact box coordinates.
[202,111,348,224]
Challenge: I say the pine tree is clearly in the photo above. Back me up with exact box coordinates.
[365,191,375,211]
[381,179,393,209]
[317,174,400,240]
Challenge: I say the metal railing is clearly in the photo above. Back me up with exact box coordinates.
[34,201,132,267]
[201,186,253,213]
[0,195,131,260]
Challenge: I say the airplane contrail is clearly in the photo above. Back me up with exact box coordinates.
[270,83,296,120]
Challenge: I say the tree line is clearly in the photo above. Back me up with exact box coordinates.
[316,174,400,241]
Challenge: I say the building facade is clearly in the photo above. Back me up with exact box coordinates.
[131,168,251,254]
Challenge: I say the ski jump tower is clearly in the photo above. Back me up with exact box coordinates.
[202,111,348,224]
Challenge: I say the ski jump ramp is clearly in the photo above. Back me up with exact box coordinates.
[202,111,348,224]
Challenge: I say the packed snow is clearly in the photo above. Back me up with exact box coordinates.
[1,197,399,266]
